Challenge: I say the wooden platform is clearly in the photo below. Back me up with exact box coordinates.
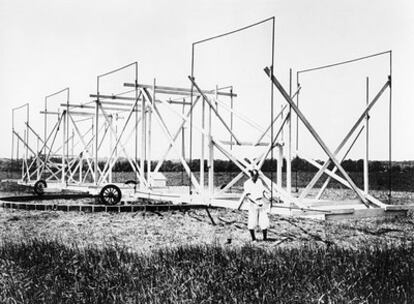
[1,181,410,220]
[210,197,409,220]
[0,200,210,213]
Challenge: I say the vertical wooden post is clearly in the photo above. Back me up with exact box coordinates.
[208,92,214,199]
[115,114,118,159]
[94,93,99,185]
[79,155,83,183]
[230,87,234,151]
[20,133,23,180]
[286,68,292,194]
[109,116,113,183]
[23,130,27,180]
[364,77,369,193]
[181,98,185,185]
[277,144,283,188]
[91,119,94,160]
[141,88,146,189]
[11,133,14,160]
[148,79,154,184]
[295,72,300,192]
[11,109,14,161]
[25,105,29,169]
[62,111,66,184]
[36,137,40,180]
[71,129,74,158]
[16,133,20,161]
[16,133,20,166]
[388,51,392,202]
[44,97,47,158]
[66,89,70,184]
[200,86,206,191]
[135,68,139,185]
[277,94,284,188]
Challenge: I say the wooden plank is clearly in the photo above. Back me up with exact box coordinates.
[218,140,269,146]
[124,83,237,97]
[63,103,140,112]
[81,205,93,212]
[120,205,133,212]
[89,94,139,102]
[94,206,105,212]
[385,205,410,211]
[326,208,407,220]
[39,111,60,115]
[365,193,388,208]
[305,199,362,207]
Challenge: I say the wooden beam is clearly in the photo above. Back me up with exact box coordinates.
[326,208,406,221]
[218,140,269,146]
[124,82,237,97]
[60,103,140,112]
[89,94,139,101]
[40,111,60,115]
[364,77,370,193]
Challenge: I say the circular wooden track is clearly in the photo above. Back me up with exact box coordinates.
[0,194,209,213]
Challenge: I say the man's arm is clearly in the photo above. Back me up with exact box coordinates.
[238,192,257,210]
[260,180,271,200]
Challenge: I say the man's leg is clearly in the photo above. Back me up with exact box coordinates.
[262,229,268,241]
[249,229,256,241]
[258,206,270,240]
[248,204,258,241]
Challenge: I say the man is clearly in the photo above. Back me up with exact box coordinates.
[243,169,270,241]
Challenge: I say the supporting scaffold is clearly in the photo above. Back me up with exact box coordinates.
[6,17,407,220]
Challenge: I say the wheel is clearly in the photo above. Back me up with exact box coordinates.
[99,184,122,205]
[34,180,47,196]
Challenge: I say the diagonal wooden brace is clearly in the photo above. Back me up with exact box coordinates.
[264,66,372,207]
[188,76,242,145]
[299,79,391,200]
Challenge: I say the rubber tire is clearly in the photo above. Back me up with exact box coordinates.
[99,184,122,205]
[34,180,47,196]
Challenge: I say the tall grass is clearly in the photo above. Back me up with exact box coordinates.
[1,239,414,303]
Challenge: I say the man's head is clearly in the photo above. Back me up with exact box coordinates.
[249,169,259,182]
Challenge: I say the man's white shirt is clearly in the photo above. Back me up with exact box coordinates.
[244,178,266,201]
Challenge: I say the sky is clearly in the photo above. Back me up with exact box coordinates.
[0,0,413,161]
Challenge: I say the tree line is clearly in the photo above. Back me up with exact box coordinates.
[1,157,408,173]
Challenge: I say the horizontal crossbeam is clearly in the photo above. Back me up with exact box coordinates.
[124,83,237,97]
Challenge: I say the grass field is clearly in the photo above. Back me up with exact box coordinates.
[1,171,414,303]
[1,205,414,303]
[1,239,414,303]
